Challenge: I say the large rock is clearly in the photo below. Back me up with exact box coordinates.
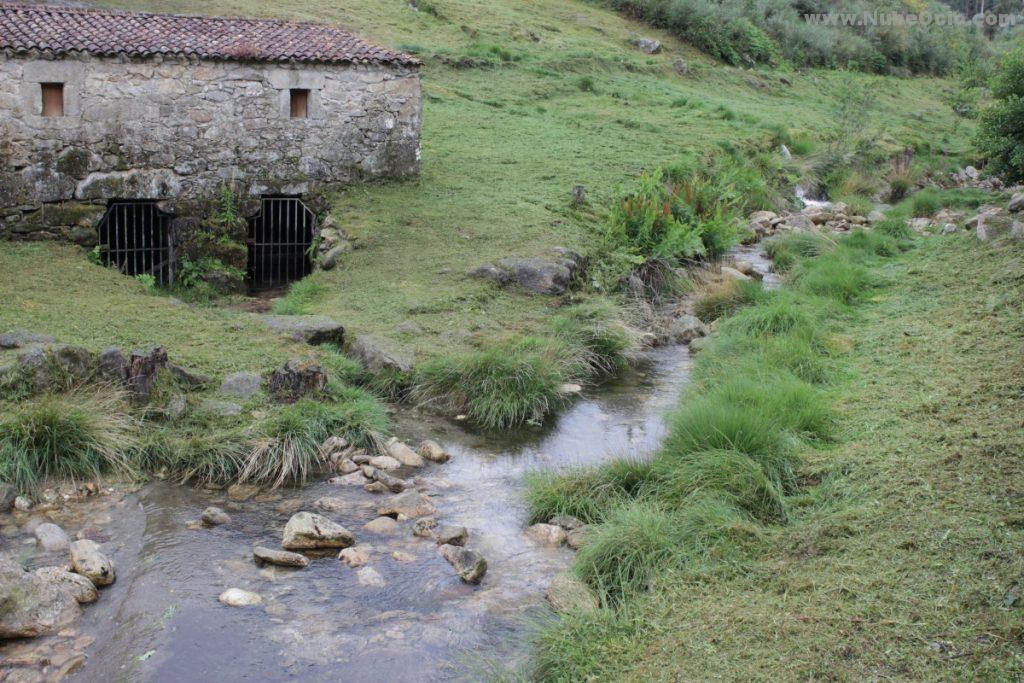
[281,512,354,550]
[417,440,451,464]
[377,491,437,519]
[0,330,55,349]
[253,546,309,568]
[69,539,115,586]
[666,315,708,344]
[35,523,70,552]
[347,335,413,374]
[368,455,401,471]
[363,516,400,535]
[436,525,468,546]
[472,257,580,295]
[387,439,425,467]
[545,571,599,613]
[438,544,487,584]
[262,315,345,346]
[220,372,262,400]
[524,523,567,547]
[1009,192,1024,213]
[268,359,328,402]
[372,470,407,493]
[34,566,99,604]
[631,37,662,54]
[18,344,95,392]
[0,560,81,638]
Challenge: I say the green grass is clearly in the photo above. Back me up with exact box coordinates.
[764,231,836,272]
[549,298,638,376]
[794,254,874,304]
[0,390,140,492]
[527,232,1024,680]
[524,458,654,525]
[272,276,331,315]
[693,278,766,322]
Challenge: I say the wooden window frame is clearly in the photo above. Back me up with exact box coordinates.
[289,88,310,119]
[41,82,64,117]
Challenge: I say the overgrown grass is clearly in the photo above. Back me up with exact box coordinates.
[0,390,139,492]
[693,277,767,322]
[764,231,836,272]
[272,277,331,315]
[549,299,639,376]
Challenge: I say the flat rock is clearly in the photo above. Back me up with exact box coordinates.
[339,544,372,567]
[201,506,231,526]
[35,523,70,552]
[369,455,401,470]
[0,330,55,349]
[417,440,451,464]
[227,484,260,501]
[313,496,349,513]
[438,544,487,584]
[436,525,468,546]
[253,546,309,568]
[524,523,567,547]
[34,566,99,604]
[347,335,413,374]
[378,491,436,519]
[373,470,407,493]
[332,472,367,486]
[387,440,425,467]
[219,588,263,607]
[356,566,386,587]
[69,539,115,586]
[262,315,345,346]
[363,516,400,535]
[282,512,354,550]
[546,571,599,613]
[220,372,262,400]
[0,560,81,638]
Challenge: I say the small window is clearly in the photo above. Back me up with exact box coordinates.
[41,82,64,117]
[289,89,309,119]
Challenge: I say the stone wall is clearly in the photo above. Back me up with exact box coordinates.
[0,53,421,243]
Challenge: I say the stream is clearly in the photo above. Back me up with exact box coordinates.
[1,249,774,682]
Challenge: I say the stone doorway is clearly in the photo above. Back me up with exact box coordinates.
[246,196,316,291]
[95,200,175,286]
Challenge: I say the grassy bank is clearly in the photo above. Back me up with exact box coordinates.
[527,230,1024,678]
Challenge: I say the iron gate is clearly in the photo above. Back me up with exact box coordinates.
[247,196,316,290]
[96,200,175,286]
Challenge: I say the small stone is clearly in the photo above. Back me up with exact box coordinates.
[435,525,468,546]
[363,516,400,535]
[34,567,99,604]
[351,453,372,465]
[363,482,389,494]
[201,506,231,527]
[369,455,401,470]
[319,436,349,460]
[69,539,115,586]
[14,495,32,512]
[524,523,567,547]
[361,465,376,478]
[338,459,360,474]
[549,515,584,531]
[387,439,425,467]
[253,546,309,568]
[227,484,260,501]
[339,544,372,567]
[392,551,416,563]
[332,472,367,486]
[438,544,487,584]
[356,566,386,587]
[413,518,438,538]
[313,496,348,513]
[373,470,407,493]
[416,440,451,464]
[219,588,263,607]
[35,523,70,552]
[378,491,436,519]
[281,512,354,550]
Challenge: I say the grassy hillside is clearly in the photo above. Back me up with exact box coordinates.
[0,0,974,375]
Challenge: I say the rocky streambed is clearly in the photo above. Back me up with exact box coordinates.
[0,249,775,682]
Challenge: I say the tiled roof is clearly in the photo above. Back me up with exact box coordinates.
[0,3,420,66]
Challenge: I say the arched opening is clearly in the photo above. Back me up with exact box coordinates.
[247,196,316,291]
[96,200,174,286]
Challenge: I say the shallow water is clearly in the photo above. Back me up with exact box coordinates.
[1,246,775,682]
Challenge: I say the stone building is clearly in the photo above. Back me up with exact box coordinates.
[0,3,421,287]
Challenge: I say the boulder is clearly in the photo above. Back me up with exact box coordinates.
[524,523,567,547]
[262,315,345,346]
[253,546,309,568]
[0,330,55,349]
[34,566,98,604]
[281,512,354,550]
[436,525,468,546]
[373,470,407,493]
[784,214,815,231]
[545,571,599,613]
[347,335,413,374]
[369,455,401,471]
[378,491,437,519]
[387,439,425,467]
[268,359,328,402]
[666,315,708,344]
[35,523,70,552]
[473,257,579,296]
[0,560,81,638]
[201,506,231,527]
[417,440,451,464]
[18,344,95,392]
[339,544,372,567]
[218,588,262,607]
[438,545,487,584]
[69,539,115,586]
[631,37,661,53]
[220,372,262,400]
[1009,192,1024,213]
[363,516,400,535]
[356,566,386,587]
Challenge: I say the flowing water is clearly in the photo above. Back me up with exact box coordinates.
[0,249,775,682]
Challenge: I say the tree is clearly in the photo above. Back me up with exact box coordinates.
[977,45,1024,181]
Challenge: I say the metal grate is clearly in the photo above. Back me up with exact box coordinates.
[247,196,316,291]
[96,200,174,286]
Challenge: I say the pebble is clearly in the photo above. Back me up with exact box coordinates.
[219,588,263,607]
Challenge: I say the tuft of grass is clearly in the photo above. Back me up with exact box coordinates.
[143,425,250,486]
[708,369,833,441]
[874,217,913,241]
[719,294,824,344]
[524,458,654,525]
[835,194,874,217]
[272,278,330,315]
[764,232,835,272]
[550,299,638,377]
[0,390,139,492]
[794,255,874,304]
[412,337,586,429]
[909,188,941,217]
[694,278,767,322]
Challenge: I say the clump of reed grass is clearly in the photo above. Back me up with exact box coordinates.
[524,458,654,525]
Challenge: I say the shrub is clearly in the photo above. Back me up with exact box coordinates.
[550,299,638,376]
[694,278,766,322]
[412,337,584,429]
[977,44,1024,182]
[524,458,655,525]
[646,450,788,523]
[0,390,139,492]
[662,396,797,492]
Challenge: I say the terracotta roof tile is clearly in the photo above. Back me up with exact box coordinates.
[0,3,419,66]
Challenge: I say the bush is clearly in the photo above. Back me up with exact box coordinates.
[550,299,638,376]
[977,45,1024,182]
[412,337,585,429]
[0,391,139,492]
